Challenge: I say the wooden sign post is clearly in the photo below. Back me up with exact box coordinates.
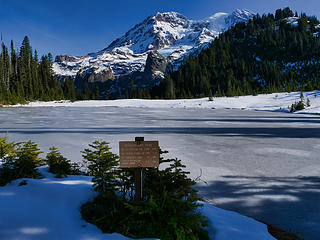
[119,137,159,201]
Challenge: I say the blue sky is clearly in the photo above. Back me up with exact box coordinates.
[1,0,320,57]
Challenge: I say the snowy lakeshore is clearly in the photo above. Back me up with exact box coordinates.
[5,90,320,115]
[0,166,276,240]
[0,91,320,240]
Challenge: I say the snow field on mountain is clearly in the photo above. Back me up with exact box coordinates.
[0,166,276,240]
[10,90,320,115]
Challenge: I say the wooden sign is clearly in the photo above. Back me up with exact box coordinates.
[119,141,159,168]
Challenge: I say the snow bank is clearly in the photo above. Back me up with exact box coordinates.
[0,167,275,240]
[6,90,320,115]
[201,203,276,240]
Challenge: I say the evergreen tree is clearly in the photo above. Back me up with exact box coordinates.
[0,36,78,104]
[82,82,91,100]
[82,141,119,193]
[130,79,136,98]
[105,88,110,100]
[93,85,100,100]
[165,75,175,99]
[46,147,72,178]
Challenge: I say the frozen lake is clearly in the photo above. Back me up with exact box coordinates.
[1,106,319,240]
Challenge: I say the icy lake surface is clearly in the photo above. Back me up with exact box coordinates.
[1,107,319,240]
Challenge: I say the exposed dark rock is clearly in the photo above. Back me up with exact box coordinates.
[72,51,167,99]
[55,55,79,63]
[144,51,167,79]
[74,67,114,91]
[106,51,167,98]
[87,67,114,83]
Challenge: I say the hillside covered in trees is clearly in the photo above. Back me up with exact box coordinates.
[151,8,320,99]
[0,36,82,104]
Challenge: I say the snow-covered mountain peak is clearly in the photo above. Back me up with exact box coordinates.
[154,11,188,24]
[225,9,255,26]
[232,9,255,19]
[104,11,191,55]
[205,9,254,32]
[53,9,254,80]
[102,9,254,56]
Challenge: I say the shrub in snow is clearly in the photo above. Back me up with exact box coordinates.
[46,147,73,178]
[290,100,305,112]
[81,142,209,240]
[290,91,308,112]
[0,138,44,186]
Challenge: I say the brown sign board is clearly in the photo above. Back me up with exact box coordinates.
[119,141,159,168]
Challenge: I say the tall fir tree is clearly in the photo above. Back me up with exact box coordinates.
[0,36,78,104]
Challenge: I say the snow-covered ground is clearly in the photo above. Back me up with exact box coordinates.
[7,90,320,115]
[0,166,275,240]
[1,91,319,239]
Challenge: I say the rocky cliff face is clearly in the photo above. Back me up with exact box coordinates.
[53,9,254,97]
[86,67,114,83]
[144,51,167,80]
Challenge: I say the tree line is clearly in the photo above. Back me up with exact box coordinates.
[151,8,320,99]
[0,36,99,104]
[0,36,151,103]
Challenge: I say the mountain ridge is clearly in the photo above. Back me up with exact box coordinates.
[53,9,254,81]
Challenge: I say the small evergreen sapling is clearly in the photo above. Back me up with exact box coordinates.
[46,147,72,178]
[14,141,43,179]
[81,140,120,194]
[81,140,130,232]
[0,135,17,186]
[0,139,43,186]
